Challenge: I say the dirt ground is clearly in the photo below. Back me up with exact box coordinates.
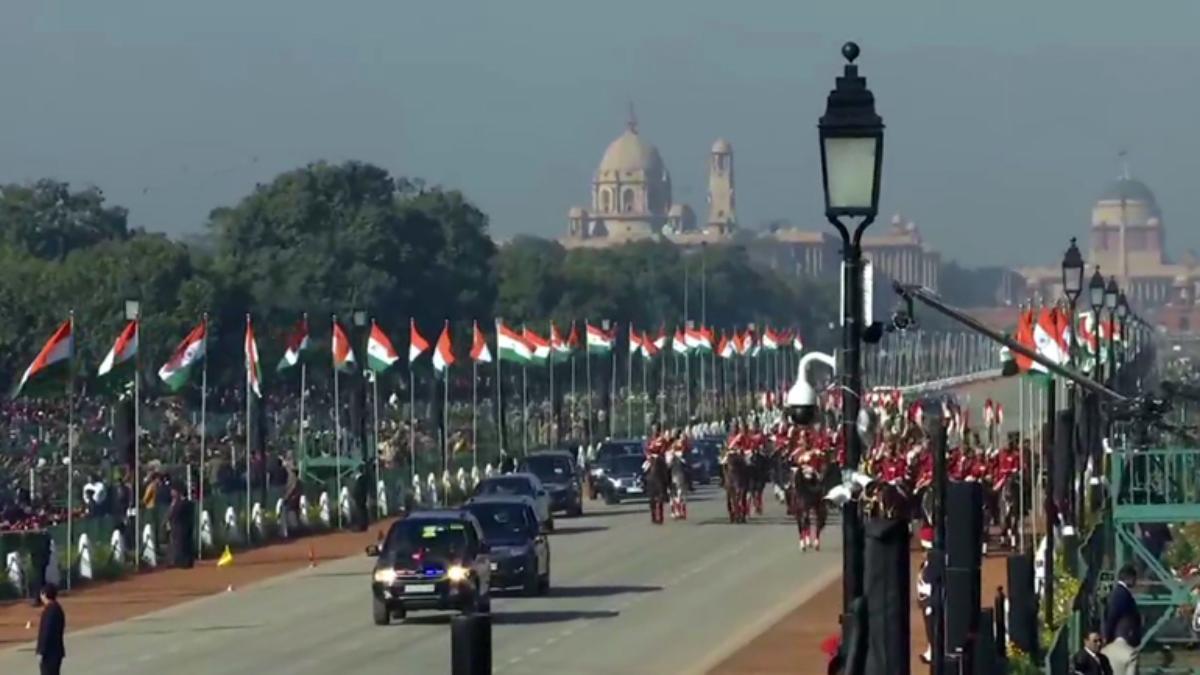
[0,520,396,649]
[709,547,1010,675]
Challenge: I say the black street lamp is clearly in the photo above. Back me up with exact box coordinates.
[352,308,372,523]
[1116,292,1129,388]
[818,40,884,671]
[1105,278,1119,387]
[1061,238,1085,308]
[1089,267,1106,382]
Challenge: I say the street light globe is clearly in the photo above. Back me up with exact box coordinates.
[1116,292,1129,319]
[1104,276,1119,310]
[1061,238,1084,303]
[818,42,884,220]
[1088,267,1106,312]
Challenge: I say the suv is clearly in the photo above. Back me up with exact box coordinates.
[519,451,583,517]
[473,473,553,532]
[463,496,550,596]
[367,511,492,625]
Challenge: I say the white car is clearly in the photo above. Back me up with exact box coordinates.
[471,473,554,532]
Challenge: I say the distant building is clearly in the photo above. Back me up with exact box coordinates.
[563,112,736,249]
[1016,166,1200,333]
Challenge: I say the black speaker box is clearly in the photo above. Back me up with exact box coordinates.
[973,608,996,675]
[947,481,983,570]
[945,567,979,653]
[1005,553,1037,655]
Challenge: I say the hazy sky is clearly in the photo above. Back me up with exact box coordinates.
[3,1,1200,266]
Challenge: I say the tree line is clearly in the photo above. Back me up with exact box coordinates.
[0,161,838,394]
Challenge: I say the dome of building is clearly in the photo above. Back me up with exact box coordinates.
[711,138,732,154]
[1098,176,1158,206]
[597,127,665,179]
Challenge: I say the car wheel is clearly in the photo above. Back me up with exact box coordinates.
[538,561,551,596]
[522,561,540,597]
[392,604,406,621]
[372,597,391,626]
[569,502,583,517]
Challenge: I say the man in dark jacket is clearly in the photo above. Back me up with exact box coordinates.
[35,583,65,675]
[1073,631,1113,675]
[1102,565,1141,675]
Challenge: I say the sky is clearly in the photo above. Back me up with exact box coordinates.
[3,1,1200,267]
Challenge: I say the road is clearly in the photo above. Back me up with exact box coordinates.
[0,486,840,675]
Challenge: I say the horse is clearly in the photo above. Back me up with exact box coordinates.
[789,465,827,551]
[666,451,689,520]
[643,453,670,525]
[721,452,750,523]
[746,451,770,516]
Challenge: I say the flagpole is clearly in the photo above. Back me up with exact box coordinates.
[299,313,307,469]
[373,365,381,516]
[609,323,617,438]
[333,314,343,530]
[570,329,577,442]
[245,313,253,542]
[585,320,593,444]
[495,318,504,458]
[627,327,633,438]
[66,311,76,591]
[658,342,666,425]
[522,363,529,455]
[472,353,478,471]
[198,314,208,560]
[641,350,649,436]
[549,322,556,448]
[132,310,141,572]
[443,320,450,475]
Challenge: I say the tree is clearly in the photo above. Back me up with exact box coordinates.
[0,180,129,261]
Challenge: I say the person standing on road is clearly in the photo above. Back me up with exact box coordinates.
[1102,564,1141,675]
[35,583,65,675]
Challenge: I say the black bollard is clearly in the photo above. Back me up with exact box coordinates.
[862,516,910,675]
[993,587,1007,662]
[451,614,492,675]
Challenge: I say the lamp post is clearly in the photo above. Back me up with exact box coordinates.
[352,308,372,524]
[1115,293,1129,391]
[1088,268,1106,383]
[1060,239,1085,544]
[125,299,141,569]
[1104,277,1119,389]
[818,40,884,664]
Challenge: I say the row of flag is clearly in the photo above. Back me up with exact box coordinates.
[1000,306,1125,377]
[12,316,806,398]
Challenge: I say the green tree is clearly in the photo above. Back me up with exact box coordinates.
[0,180,129,260]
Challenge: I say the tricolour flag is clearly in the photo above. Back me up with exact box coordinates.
[550,323,572,363]
[13,319,74,397]
[367,321,398,373]
[586,323,613,353]
[409,320,430,364]
[628,327,644,356]
[497,321,532,363]
[523,327,551,363]
[719,334,736,359]
[433,321,455,373]
[98,320,138,377]
[276,315,311,371]
[159,322,205,392]
[672,328,689,355]
[653,326,668,352]
[470,322,492,363]
[332,320,356,371]
[245,316,262,398]
[639,331,657,360]
[792,332,804,352]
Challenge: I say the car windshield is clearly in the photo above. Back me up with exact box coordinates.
[465,503,532,542]
[476,477,534,497]
[523,456,573,483]
[610,455,644,474]
[385,520,470,560]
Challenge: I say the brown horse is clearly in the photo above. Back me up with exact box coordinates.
[790,465,827,551]
[643,454,670,525]
[722,452,750,523]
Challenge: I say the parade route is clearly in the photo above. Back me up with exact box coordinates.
[0,487,838,675]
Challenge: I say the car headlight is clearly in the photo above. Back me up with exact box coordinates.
[593,468,605,477]
[446,565,469,582]
[373,568,397,584]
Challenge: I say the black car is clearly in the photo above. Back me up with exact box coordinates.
[519,451,583,517]
[463,496,550,596]
[690,438,722,485]
[367,511,492,625]
[594,453,647,505]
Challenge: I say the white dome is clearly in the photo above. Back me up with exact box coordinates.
[597,128,665,179]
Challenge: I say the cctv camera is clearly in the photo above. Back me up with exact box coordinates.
[785,351,836,426]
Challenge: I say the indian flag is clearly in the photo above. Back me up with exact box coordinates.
[1033,307,1069,369]
[433,321,455,373]
[792,332,804,352]
[653,326,668,352]
[550,323,572,363]
[523,327,551,363]
[159,322,206,392]
[408,320,429,364]
[367,322,399,373]
[98,320,138,377]
[470,322,492,363]
[672,328,689,355]
[276,315,310,371]
[586,323,613,353]
[332,320,356,371]
[628,327,644,356]
[639,331,657,360]
[762,329,780,351]
[245,316,262,398]
[13,319,74,397]
[719,335,736,359]
[497,321,532,363]
[684,327,710,352]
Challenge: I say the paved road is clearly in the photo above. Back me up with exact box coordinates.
[0,487,840,675]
